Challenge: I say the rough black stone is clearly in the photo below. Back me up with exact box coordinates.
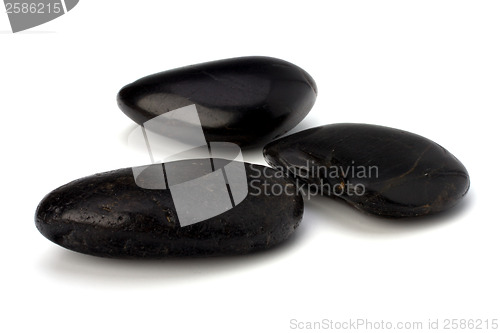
[35,160,303,258]
[263,123,470,217]
[117,56,317,147]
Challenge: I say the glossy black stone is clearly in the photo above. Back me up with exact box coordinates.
[35,160,303,258]
[117,56,317,147]
[263,123,470,217]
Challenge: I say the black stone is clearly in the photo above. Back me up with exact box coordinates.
[117,56,317,147]
[263,123,470,217]
[35,160,303,258]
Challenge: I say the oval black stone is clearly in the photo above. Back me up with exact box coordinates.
[117,56,317,147]
[35,160,303,258]
[263,123,470,217]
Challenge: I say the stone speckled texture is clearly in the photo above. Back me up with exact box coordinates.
[263,123,470,218]
[35,160,303,258]
[117,56,317,147]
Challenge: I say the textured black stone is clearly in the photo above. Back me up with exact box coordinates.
[117,56,317,147]
[263,123,470,217]
[35,160,303,258]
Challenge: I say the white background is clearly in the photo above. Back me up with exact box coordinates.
[1,1,498,332]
